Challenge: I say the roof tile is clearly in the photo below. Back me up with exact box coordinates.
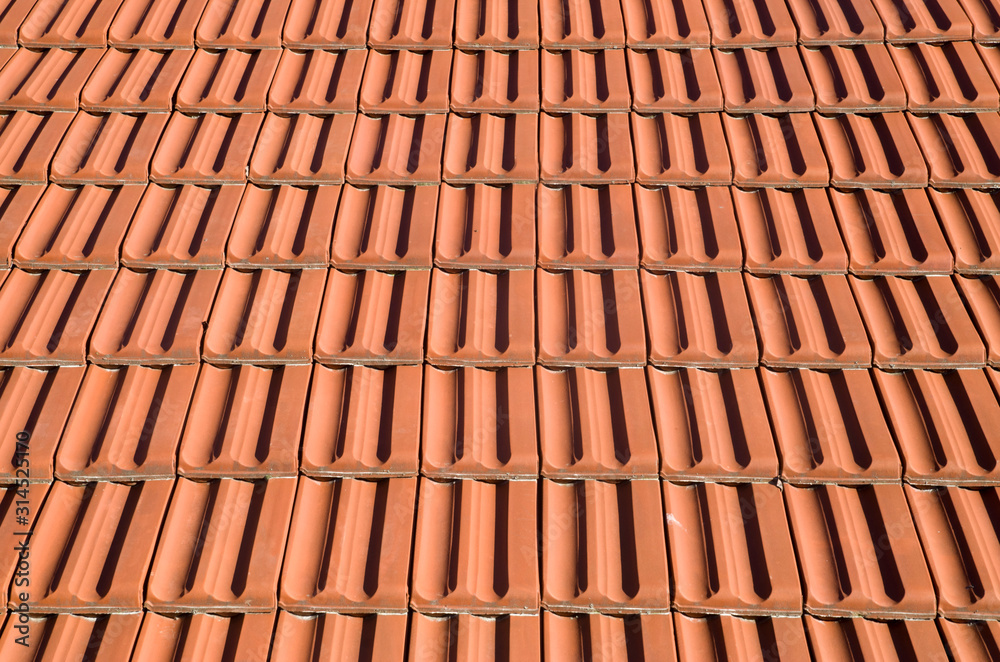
[331,184,437,270]
[537,184,639,269]
[268,49,365,114]
[931,188,1000,274]
[150,112,265,185]
[960,275,1000,364]
[959,0,1000,40]
[249,113,355,184]
[359,49,451,114]
[702,0,798,47]
[541,49,631,112]
[132,612,276,661]
[0,48,102,112]
[939,619,1000,658]
[454,0,540,48]
[632,112,730,185]
[814,112,928,188]
[800,44,907,113]
[80,49,192,113]
[725,113,829,187]
[346,113,447,184]
[674,613,810,661]
[545,612,674,661]
[19,0,125,48]
[0,483,48,586]
[0,185,44,268]
[109,0,209,48]
[195,0,292,48]
[271,611,407,660]
[50,112,167,185]
[282,0,375,48]
[411,613,539,660]
[628,48,722,113]
[910,113,1000,188]
[228,185,339,268]
[368,0,456,49]
[435,183,535,270]
[715,47,814,113]
[541,112,634,184]
[786,0,885,44]
[891,42,999,112]
[805,616,949,661]
[0,111,73,184]
[871,0,973,42]
[443,113,539,182]
[0,613,141,661]
[450,49,540,113]
[539,0,626,48]
[175,48,280,112]
[620,0,711,47]
[0,0,36,46]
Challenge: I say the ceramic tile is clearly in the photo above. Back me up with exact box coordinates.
[632,112,731,185]
[359,49,452,114]
[443,113,539,182]
[454,0,540,48]
[268,49,365,113]
[249,113,355,184]
[283,0,376,48]
[450,49,540,113]
[0,48,102,112]
[540,112,635,184]
[175,48,280,112]
[541,49,631,112]
[435,183,535,269]
[196,0,292,48]
[109,0,209,47]
[537,184,639,269]
[627,48,723,113]
[331,184,437,269]
[80,49,192,113]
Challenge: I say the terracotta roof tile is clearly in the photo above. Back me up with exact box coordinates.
[805,616,949,661]
[620,0,711,47]
[537,184,639,269]
[150,112,265,185]
[544,612,674,661]
[0,0,36,46]
[279,476,416,612]
[0,185,43,268]
[248,113,354,184]
[80,49,192,113]
[302,363,421,477]
[540,49,630,112]
[0,482,47,584]
[331,184,437,269]
[109,0,209,48]
[0,268,115,366]
[434,183,535,269]
[540,112,634,184]
[891,42,999,112]
[359,49,451,114]
[196,0,292,48]
[715,47,814,113]
[0,613,142,661]
[314,268,430,364]
[725,113,830,187]
[702,0,798,47]
[175,48,280,112]
[649,367,779,482]
[871,0,974,42]
[268,49,365,114]
[227,184,339,268]
[734,187,849,274]
[443,113,539,182]
[939,619,1000,658]
[674,613,810,661]
[543,479,669,612]
[0,111,73,184]
[785,0,885,44]
[145,477,297,612]
[627,48,723,113]
[960,275,1000,364]
[539,0,626,48]
[283,0,375,48]
[931,188,1000,274]
[814,112,928,188]
[50,112,167,185]
[345,113,447,184]
[19,0,125,48]
[454,0,539,49]
[132,612,276,661]
[635,185,743,273]
[960,0,1000,40]
[977,41,1000,88]
[0,47,102,112]
[411,613,538,660]
[910,112,1000,187]
[426,268,535,365]
[54,364,197,481]
[422,365,538,478]
[202,268,326,364]
[632,112,730,185]
[271,611,407,660]
[800,44,907,113]
[785,483,937,618]
[121,183,242,269]
[367,0,456,49]
[536,366,659,479]
[450,49,540,113]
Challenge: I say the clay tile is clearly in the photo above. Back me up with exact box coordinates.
[852,275,985,369]
[907,485,1000,619]
[939,619,1000,659]
[0,0,36,46]
[283,0,375,48]
[674,613,810,661]
[650,367,779,482]
[132,612,276,661]
[359,49,452,114]
[426,269,535,366]
[0,483,47,584]
[631,113,730,185]
[412,478,539,613]
[89,269,221,364]
[332,184,437,269]
[978,43,1000,90]
[877,368,1000,485]
[19,0,125,48]
[0,112,73,184]
[871,0,973,42]
[541,49,630,112]
[411,613,540,661]
[268,49,365,113]
[272,612,407,660]
[14,184,144,269]
[196,0,291,48]
[715,47,814,113]
[346,114,446,185]
[302,363,421,476]
[544,613,675,661]
[627,49,723,113]
[435,183,535,269]
[960,0,1000,40]
[760,368,900,485]
[891,43,998,112]
[724,113,829,187]
[961,276,1000,365]
[122,184,242,269]
[702,0,798,47]
[805,617,948,661]
[0,185,44,267]
[50,112,167,185]
[814,112,928,188]
[423,366,538,479]
[641,271,758,367]
[745,274,872,368]
[203,268,325,364]
[910,113,1000,188]
[146,477,297,612]
[228,185,339,268]
[0,366,84,482]
[0,269,115,366]
[451,49,540,113]
[537,366,659,479]
[931,189,1000,274]
[800,45,907,113]
[830,189,952,276]
[735,188,848,274]
[0,613,141,661]
[636,185,743,272]
[280,477,416,612]
[175,49,280,112]
[536,269,646,366]
[543,478,668,612]
[314,269,430,364]
[81,49,193,113]
[54,364,197,481]
[109,0,209,48]
[537,184,638,269]
[151,112,264,185]
[455,0,540,49]
[249,113,355,185]
[539,112,634,184]
[443,113,539,182]
[620,0,711,46]
[24,479,172,612]
[785,0,885,44]
[785,483,936,618]
[368,0,456,49]
[0,48,102,112]
[539,0,626,47]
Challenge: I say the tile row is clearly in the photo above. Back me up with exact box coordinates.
[3,477,1000,619]
[5,183,1000,275]
[3,362,999,484]
[9,44,1000,115]
[3,0,1000,49]
[4,110,1000,188]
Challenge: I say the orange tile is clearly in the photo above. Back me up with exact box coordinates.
[151,112,265,185]
[269,49,365,113]
[0,48,102,112]
[632,113,731,185]
[110,0,209,47]
[196,0,292,48]
[368,0,456,49]
[359,50,452,114]
[435,183,535,269]
[454,0,539,48]
[81,49,192,113]
[537,184,639,270]
[450,49,539,113]
[249,113,355,184]
[628,49,723,113]
[331,184,437,269]
[283,0,375,48]
[228,185,339,268]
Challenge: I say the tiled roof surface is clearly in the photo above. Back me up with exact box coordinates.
[1,0,1000,660]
